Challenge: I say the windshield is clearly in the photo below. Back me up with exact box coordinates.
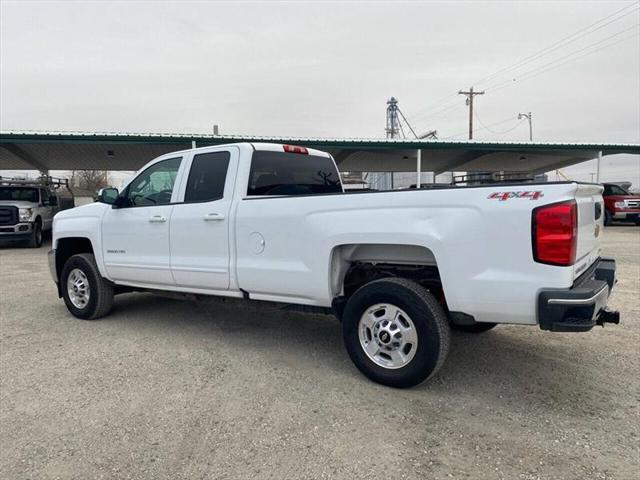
[0,187,39,202]
[603,184,630,196]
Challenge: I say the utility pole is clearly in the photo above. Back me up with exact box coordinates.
[518,112,533,141]
[458,87,484,140]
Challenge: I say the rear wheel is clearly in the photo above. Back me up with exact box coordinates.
[342,277,450,388]
[61,253,114,320]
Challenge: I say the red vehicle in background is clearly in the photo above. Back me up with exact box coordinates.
[602,183,640,226]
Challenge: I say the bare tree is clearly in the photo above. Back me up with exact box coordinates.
[71,170,109,193]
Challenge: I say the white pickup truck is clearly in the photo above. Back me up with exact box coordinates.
[49,143,619,387]
[1,177,66,247]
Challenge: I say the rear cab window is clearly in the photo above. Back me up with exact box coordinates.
[247,150,342,196]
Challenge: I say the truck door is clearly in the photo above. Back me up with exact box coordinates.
[101,156,183,286]
[169,148,238,290]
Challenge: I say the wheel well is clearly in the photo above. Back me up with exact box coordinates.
[341,262,444,301]
[55,237,94,282]
[330,244,444,304]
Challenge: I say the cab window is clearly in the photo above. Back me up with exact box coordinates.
[123,157,182,207]
[184,152,230,203]
[247,151,342,196]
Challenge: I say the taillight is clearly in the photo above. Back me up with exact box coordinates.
[283,144,308,154]
[532,200,577,266]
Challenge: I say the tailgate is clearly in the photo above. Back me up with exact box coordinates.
[573,184,604,280]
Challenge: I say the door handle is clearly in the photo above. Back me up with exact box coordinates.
[149,215,166,223]
[204,213,225,221]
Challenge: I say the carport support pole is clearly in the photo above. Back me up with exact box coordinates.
[596,150,602,183]
[416,149,422,188]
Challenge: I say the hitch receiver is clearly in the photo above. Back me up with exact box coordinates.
[596,308,620,327]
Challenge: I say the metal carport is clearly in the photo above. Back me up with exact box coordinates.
[1,131,638,176]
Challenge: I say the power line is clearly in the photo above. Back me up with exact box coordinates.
[442,115,522,139]
[485,22,639,90]
[488,121,525,136]
[404,91,463,124]
[409,3,638,128]
[416,25,635,135]
[473,114,520,134]
[474,112,525,136]
[488,32,639,95]
[408,3,640,138]
[444,24,638,140]
[485,23,640,92]
[474,2,639,87]
[413,29,636,134]
[411,2,638,125]
[409,100,465,124]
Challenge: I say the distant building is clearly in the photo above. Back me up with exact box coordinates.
[69,187,96,207]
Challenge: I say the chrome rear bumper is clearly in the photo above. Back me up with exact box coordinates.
[537,258,618,332]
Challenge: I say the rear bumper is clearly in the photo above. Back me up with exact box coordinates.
[537,258,619,332]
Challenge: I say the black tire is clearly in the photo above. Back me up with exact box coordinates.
[27,221,43,248]
[342,277,450,388]
[61,253,114,320]
[604,210,612,226]
[450,322,497,333]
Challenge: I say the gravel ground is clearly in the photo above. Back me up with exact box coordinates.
[1,226,638,480]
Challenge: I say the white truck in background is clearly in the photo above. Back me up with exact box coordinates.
[48,143,619,387]
[0,176,72,248]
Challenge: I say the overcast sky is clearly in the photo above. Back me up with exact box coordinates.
[1,0,639,184]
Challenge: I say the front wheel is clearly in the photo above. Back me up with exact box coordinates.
[342,277,450,388]
[604,210,612,226]
[27,222,43,248]
[61,253,114,320]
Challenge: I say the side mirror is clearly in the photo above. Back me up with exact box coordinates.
[98,187,119,205]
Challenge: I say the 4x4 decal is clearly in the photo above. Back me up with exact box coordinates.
[488,191,544,201]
